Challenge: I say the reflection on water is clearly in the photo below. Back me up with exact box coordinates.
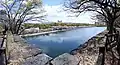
[23,27,106,58]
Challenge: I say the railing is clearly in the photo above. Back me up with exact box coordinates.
[96,29,120,65]
[95,47,105,65]
[0,32,8,65]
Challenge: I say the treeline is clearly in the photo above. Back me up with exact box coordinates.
[24,23,52,29]
[23,23,95,29]
[95,24,106,27]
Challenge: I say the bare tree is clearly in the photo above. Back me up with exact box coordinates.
[64,0,120,33]
[92,14,106,23]
[64,0,120,65]
[0,0,45,34]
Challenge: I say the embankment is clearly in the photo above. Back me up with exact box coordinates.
[7,30,107,65]
[21,26,93,37]
[48,30,107,65]
[7,34,52,65]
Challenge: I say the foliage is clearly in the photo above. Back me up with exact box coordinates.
[24,23,52,29]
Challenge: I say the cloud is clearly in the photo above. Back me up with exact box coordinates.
[0,1,95,24]
[44,4,95,24]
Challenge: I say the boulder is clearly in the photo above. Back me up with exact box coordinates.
[22,45,42,59]
[8,41,42,61]
[51,53,79,65]
[22,54,52,65]
[13,35,26,43]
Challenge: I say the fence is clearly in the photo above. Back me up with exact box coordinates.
[0,32,8,65]
[96,29,120,65]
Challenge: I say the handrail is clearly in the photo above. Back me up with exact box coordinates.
[95,47,105,65]
[0,32,8,65]
[95,53,103,65]
[96,30,120,65]
[2,35,6,48]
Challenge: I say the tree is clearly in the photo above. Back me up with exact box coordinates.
[0,0,45,34]
[65,0,120,65]
[64,0,120,33]
[92,14,106,23]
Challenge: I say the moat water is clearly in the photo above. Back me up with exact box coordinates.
[23,27,106,58]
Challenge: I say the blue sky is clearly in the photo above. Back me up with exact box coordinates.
[42,0,64,6]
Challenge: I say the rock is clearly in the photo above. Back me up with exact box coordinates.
[22,54,52,65]
[9,44,42,60]
[7,35,43,65]
[22,45,42,59]
[51,53,79,65]
[14,35,24,42]
[74,54,98,65]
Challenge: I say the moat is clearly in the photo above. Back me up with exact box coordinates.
[23,27,106,58]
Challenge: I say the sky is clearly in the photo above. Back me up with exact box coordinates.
[0,0,95,24]
[42,0,95,24]
[43,0,64,6]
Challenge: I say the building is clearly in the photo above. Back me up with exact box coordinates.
[58,20,62,23]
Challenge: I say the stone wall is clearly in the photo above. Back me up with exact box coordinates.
[7,34,52,65]
[7,30,107,65]
[49,30,107,65]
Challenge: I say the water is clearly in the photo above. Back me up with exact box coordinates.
[23,27,106,58]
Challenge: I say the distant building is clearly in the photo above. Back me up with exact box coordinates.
[58,20,62,23]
